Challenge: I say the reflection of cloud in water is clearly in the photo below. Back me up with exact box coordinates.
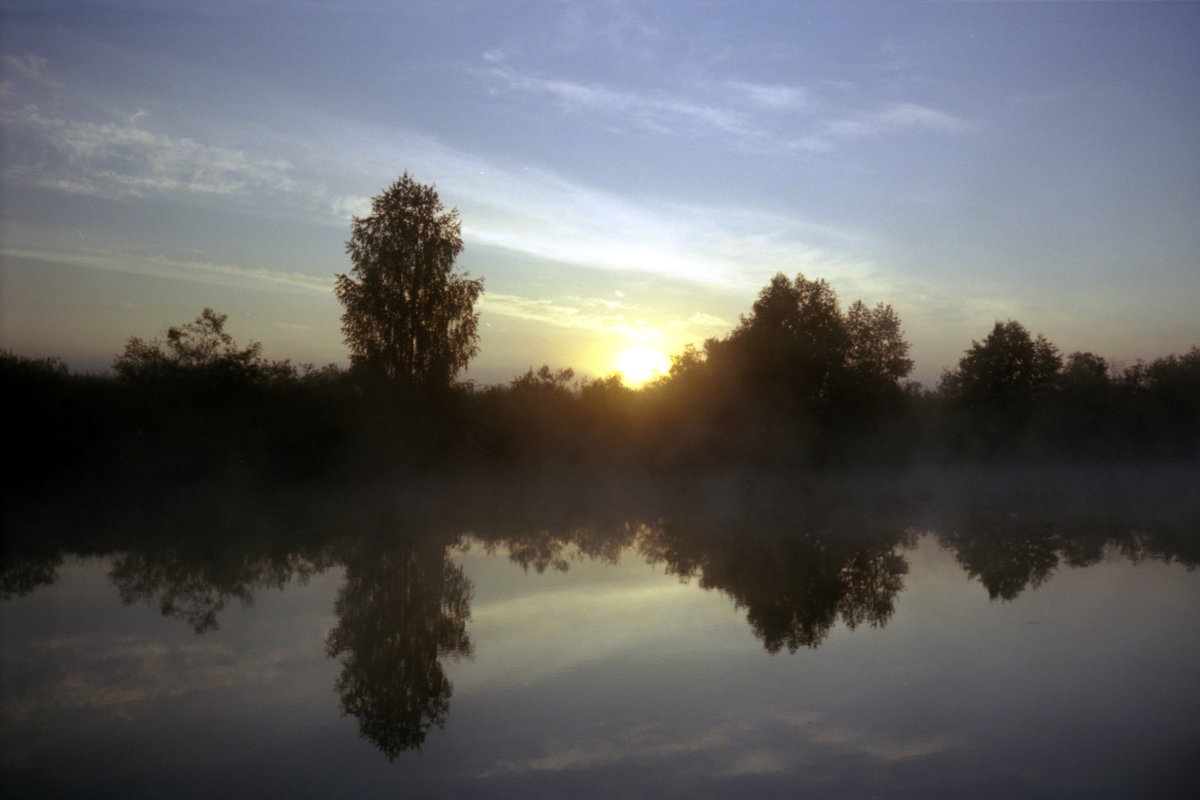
[451,548,742,694]
[1,635,278,722]
[812,726,957,762]
[478,709,957,778]
[479,717,756,776]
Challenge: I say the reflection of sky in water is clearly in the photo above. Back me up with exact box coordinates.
[2,535,1197,798]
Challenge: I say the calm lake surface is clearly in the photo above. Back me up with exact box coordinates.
[2,466,1197,798]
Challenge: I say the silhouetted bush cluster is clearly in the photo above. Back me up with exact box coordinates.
[4,277,1198,485]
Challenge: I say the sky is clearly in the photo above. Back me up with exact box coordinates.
[2,0,1197,386]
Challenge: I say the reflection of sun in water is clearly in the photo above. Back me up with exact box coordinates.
[615,346,669,386]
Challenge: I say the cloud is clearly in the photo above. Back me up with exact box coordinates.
[482,62,970,159]
[2,243,331,294]
[1,53,53,83]
[477,293,629,333]
[667,312,732,334]
[450,160,869,290]
[724,80,808,111]
[329,194,371,221]
[2,92,869,301]
[486,67,757,140]
[550,0,664,59]
[826,101,973,138]
[478,293,726,345]
[0,60,880,304]
[1,104,299,200]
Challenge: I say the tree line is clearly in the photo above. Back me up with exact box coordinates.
[4,173,1197,483]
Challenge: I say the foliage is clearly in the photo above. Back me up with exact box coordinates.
[647,272,915,464]
[716,272,912,407]
[939,320,1061,411]
[335,173,483,387]
[937,320,1062,454]
[845,299,915,389]
[113,308,292,386]
[2,350,103,479]
[711,272,851,408]
[8,262,1199,477]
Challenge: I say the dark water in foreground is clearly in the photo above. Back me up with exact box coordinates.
[2,466,1197,798]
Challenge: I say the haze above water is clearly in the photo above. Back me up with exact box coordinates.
[2,466,1197,798]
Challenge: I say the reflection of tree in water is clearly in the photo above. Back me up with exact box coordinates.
[638,519,913,653]
[479,499,915,654]
[932,477,1200,601]
[6,467,1197,761]
[936,514,1063,601]
[325,537,473,759]
[0,552,62,600]
[109,547,331,633]
[936,506,1200,599]
[486,523,637,574]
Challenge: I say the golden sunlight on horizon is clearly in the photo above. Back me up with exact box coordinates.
[615,345,669,387]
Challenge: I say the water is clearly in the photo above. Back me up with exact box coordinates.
[2,466,1197,797]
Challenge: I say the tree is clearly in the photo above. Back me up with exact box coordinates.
[939,320,1061,452]
[845,299,914,389]
[939,320,1061,412]
[335,173,483,387]
[113,308,290,386]
[708,272,912,411]
[710,272,851,409]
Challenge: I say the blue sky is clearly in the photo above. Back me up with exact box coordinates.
[2,0,1197,385]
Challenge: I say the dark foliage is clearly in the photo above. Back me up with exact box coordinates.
[5,271,1197,482]
[335,173,483,387]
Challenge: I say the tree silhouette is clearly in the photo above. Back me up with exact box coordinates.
[335,173,483,387]
[113,308,290,387]
[940,320,1061,412]
[845,299,914,391]
[677,272,914,462]
[712,272,850,410]
[939,320,1061,451]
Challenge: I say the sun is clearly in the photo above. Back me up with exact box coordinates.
[615,346,669,386]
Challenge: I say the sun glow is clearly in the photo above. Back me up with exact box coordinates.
[615,346,669,386]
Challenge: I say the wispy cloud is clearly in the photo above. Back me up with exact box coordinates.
[444,161,872,290]
[3,91,870,298]
[486,67,757,140]
[724,80,808,111]
[0,57,882,300]
[1,53,54,84]
[478,292,730,344]
[667,311,732,334]
[478,293,629,333]
[1,105,300,200]
[826,101,973,138]
[2,244,331,293]
[482,62,971,156]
